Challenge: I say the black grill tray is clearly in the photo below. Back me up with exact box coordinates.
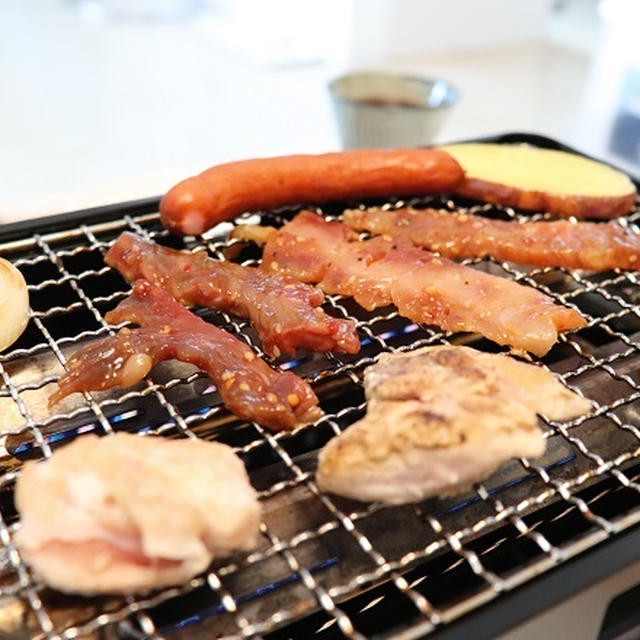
[0,133,639,640]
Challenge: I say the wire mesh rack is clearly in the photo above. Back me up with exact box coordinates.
[2,137,640,639]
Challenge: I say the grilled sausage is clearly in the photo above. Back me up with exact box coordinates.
[159,149,464,235]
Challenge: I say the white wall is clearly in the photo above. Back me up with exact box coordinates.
[345,0,554,66]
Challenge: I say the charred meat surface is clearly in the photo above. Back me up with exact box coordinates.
[15,433,261,594]
[106,232,359,358]
[317,345,591,504]
[260,211,586,356]
[343,207,640,271]
[51,281,321,430]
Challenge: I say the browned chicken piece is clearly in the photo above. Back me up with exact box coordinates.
[258,211,585,357]
[343,207,640,271]
[317,346,591,504]
[15,433,261,595]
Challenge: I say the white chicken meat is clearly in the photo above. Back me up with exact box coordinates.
[15,433,261,594]
[317,345,591,504]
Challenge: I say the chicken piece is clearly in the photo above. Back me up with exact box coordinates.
[317,346,591,504]
[364,345,592,421]
[15,433,261,595]
[260,211,586,357]
[343,206,640,271]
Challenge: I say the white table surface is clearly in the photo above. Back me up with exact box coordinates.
[1,1,637,223]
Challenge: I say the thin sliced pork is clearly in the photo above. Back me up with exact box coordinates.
[260,211,586,356]
[343,207,640,271]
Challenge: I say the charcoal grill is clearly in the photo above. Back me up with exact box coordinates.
[2,133,640,639]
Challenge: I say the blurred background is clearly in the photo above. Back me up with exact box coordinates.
[1,0,639,221]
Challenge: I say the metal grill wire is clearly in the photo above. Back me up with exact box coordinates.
[0,193,639,639]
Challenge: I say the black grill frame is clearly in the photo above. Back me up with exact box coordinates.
[0,133,640,639]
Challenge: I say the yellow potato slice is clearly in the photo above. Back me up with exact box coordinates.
[440,143,636,219]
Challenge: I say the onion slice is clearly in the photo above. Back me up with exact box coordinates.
[0,257,29,351]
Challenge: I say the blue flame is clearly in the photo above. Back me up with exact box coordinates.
[169,557,339,632]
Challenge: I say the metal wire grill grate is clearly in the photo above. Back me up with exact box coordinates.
[1,179,640,639]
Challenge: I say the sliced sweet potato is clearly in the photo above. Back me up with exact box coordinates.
[440,143,636,219]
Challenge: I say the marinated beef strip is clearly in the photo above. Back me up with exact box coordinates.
[51,281,321,430]
[105,232,359,358]
[343,207,640,271]
[259,211,586,357]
